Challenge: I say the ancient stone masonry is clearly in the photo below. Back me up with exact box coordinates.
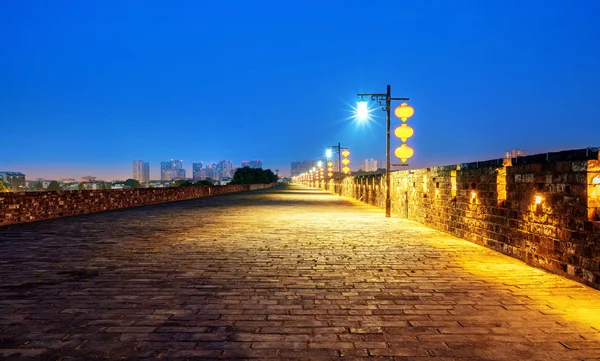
[0,183,274,227]
[331,148,600,289]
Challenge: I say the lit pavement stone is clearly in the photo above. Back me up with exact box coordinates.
[0,184,599,360]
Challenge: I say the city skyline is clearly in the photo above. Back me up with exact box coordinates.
[2,1,599,180]
[5,157,274,182]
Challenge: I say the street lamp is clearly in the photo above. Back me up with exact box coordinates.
[357,85,413,217]
[325,143,345,195]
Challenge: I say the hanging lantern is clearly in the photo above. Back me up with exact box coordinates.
[328,172,333,177]
[340,149,351,174]
[394,124,414,142]
[394,103,414,121]
[394,143,414,162]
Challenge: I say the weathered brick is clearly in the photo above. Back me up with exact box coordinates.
[333,148,600,290]
[1,184,600,360]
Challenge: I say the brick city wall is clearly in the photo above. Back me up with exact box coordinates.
[325,148,600,289]
[0,183,274,227]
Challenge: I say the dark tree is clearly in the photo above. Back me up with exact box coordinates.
[230,167,277,184]
[78,182,86,191]
[195,180,213,186]
[173,180,193,187]
[124,179,142,189]
[47,181,62,191]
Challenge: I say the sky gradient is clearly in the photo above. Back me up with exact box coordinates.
[1,0,599,180]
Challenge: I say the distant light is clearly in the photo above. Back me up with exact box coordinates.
[317,161,322,167]
[535,195,543,204]
[325,149,333,159]
[356,101,369,120]
[471,191,477,199]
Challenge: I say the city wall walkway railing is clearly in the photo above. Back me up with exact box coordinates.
[0,183,275,227]
[301,147,600,290]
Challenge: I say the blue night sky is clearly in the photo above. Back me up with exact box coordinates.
[1,0,599,180]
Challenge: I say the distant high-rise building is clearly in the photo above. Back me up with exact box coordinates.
[291,160,317,177]
[0,171,25,188]
[216,160,233,179]
[192,162,204,181]
[205,163,218,180]
[249,159,263,169]
[505,149,526,159]
[133,160,150,183]
[361,159,381,172]
[241,160,249,168]
[161,159,185,181]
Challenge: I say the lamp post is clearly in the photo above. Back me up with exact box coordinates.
[357,85,412,218]
[326,143,344,195]
[317,161,324,189]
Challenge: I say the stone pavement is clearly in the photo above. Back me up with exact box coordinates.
[0,185,599,361]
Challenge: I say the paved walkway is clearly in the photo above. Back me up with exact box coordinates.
[0,185,599,360]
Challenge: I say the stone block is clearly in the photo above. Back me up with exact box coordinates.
[572,161,587,172]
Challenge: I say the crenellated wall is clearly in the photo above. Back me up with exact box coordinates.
[0,184,274,227]
[322,148,600,289]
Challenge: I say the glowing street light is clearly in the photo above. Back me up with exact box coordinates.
[356,100,369,120]
[325,143,345,195]
[357,85,412,218]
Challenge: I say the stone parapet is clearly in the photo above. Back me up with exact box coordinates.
[327,148,600,289]
[0,183,274,227]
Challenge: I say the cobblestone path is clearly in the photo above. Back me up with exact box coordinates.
[1,185,599,360]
